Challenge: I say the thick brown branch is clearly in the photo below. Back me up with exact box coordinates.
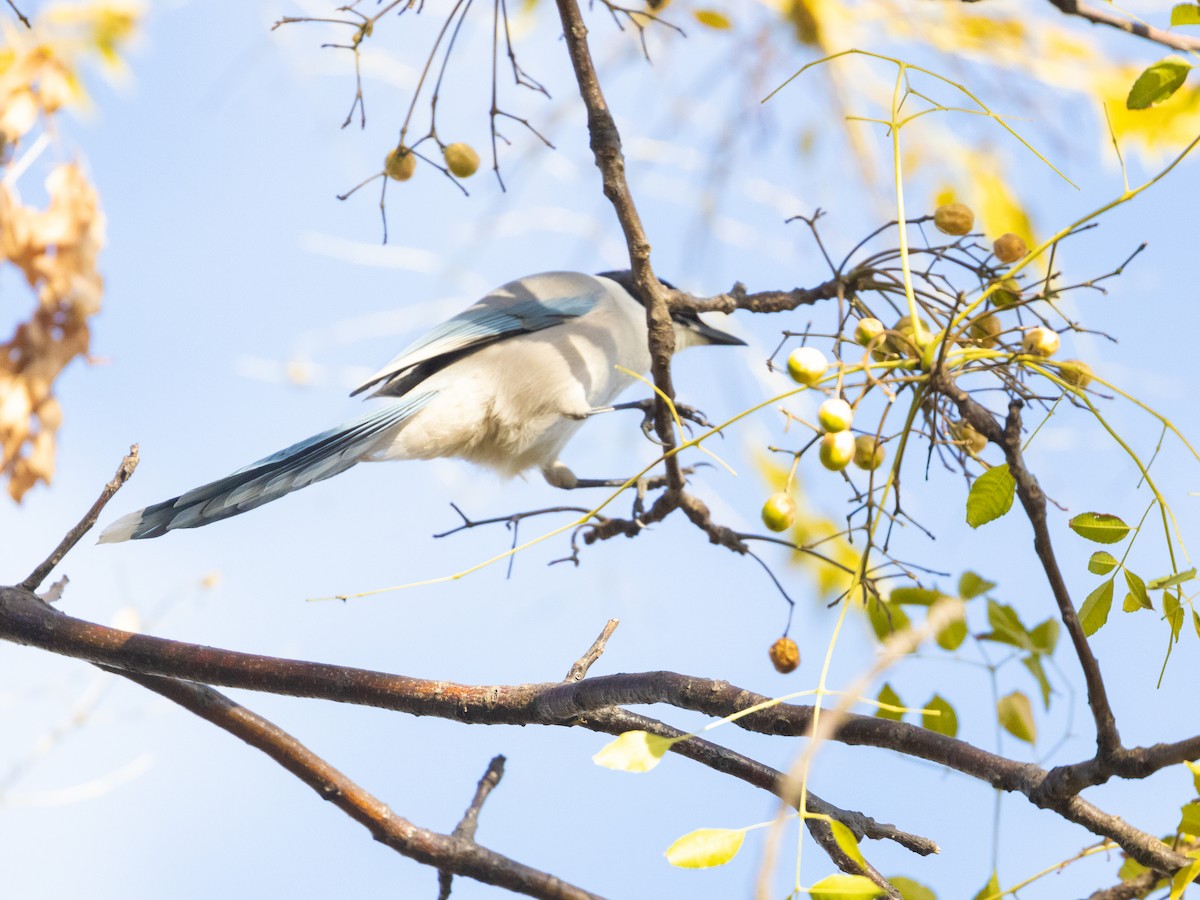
[1043,0,1200,52]
[930,375,1121,762]
[0,585,1186,876]
[552,0,682,487]
[119,671,599,900]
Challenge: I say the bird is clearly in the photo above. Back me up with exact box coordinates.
[99,270,744,542]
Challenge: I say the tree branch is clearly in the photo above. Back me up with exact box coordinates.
[1041,0,1200,53]
[0,585,1188,876]
[552,0,683,489]
[118,670,600,900]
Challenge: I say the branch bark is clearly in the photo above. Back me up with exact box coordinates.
[1,584,1190,877]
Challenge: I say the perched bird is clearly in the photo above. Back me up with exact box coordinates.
[100,270,743,542]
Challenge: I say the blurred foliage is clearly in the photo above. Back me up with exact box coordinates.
[0,3,140,500]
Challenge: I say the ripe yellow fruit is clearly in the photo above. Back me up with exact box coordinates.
[854,317,885,347]
[384,146,417,181]
[819,431,856,470]
[786,346,828,386]
[953,421,988,455]
[1058,359,1093,389]
[761,493,797,532]
[853,434,886,471]
[993,233,1028,264]
[1022,326,1060,358]
[988,277,1022,309]
[443,142,480,178]
[769,636,800,674]
[817,397,854,433]
[934,202,974,236]
[968,313,1002,348]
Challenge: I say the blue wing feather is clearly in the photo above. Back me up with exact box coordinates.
[352,273,605,398]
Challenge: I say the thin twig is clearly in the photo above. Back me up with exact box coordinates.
[563,619,619,682]
[438,754,507,900]
[21,446,139,592]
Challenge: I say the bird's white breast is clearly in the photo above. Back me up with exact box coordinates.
[371,278,651,478]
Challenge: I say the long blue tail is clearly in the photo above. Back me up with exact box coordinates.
[100,393,433,542]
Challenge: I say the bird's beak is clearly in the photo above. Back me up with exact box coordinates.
[688,315,746,346]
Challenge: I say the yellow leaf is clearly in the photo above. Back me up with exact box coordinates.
[664,827,745,868]
[810,873,887,899]
[693,9,732,29]
[592,730,674,772]
[1170,858,1200,900]
[829,819,868,868]
[997,690,1037,743]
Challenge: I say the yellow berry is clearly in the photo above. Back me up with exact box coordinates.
[769,636,800,673]
[854,317,885,347]
[993,233,1028,264]
[443,142,480,178]
[384,146,417,181]
[953,421,988,455]
[934,202,974,236]
[885,316,931,358]
[786,347,828,386]
[989,277,1022,309]
[761,493,797,532]
[1058,359,1093,389]
[1022,326,1060,358]
[853,434,886,471]
[819,431,855,471]
[968,314,1002,348]
[817,398,854,433]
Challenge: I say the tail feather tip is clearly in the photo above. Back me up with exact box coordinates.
[98,510,143,544]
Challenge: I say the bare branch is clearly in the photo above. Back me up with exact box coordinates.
[21,446,139,592]
[439,754,508,900]
[1042,0,1200,53]
[564,619,620,682]
[119,672,597,900]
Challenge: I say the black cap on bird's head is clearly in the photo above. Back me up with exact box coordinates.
[597,269,746,347]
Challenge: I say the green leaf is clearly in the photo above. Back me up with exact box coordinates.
[592,730,675,772]
[922,694,958,737]
[1029,618,1059,654]
[997,690,1037,743]
[966,464,1015,528]
[980,600,1034,651]
[829,819,868,868]
[1117,855,1150,883]
[1194,609,1200,641]
[664,827,745,868]
[890,586,946,607]
[1127,57,1193,109]
[935,616,968,651]
[1088,551,1120,575]
[889,877,937,900]
[1179,801,1200,836]
[1170,3,1200,26]
[1122,569,1153,612]
[810,874,886,900]
[876,682,905,721]
[867,597,911,641]
[972,870,1001,900]
[1022,654,1052,709]
[1147,568,1197,590]
[1079,578,1115,636]
[958,571,996,599]
[1068,512,1131,544]
[1165,591,1185,641]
